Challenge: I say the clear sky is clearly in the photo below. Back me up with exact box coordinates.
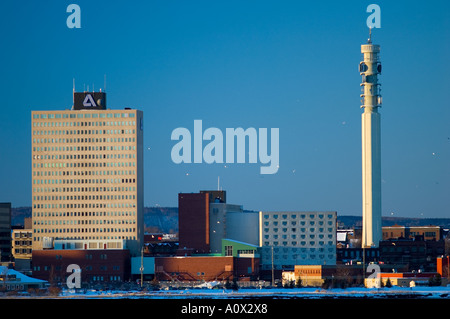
[0,0,449,218]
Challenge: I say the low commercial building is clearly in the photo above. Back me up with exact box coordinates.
[32,239,130,285]
[12,229,33,260]
[365,272,440,288]
[294,265,339,287]
[382,225,443,241]
[0,266,47,291]
[154,256,259,282]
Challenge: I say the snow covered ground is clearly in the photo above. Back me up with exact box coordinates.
[56,286,450,299]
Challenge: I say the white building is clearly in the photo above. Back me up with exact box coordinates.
[259,211,337,269]
[209,202,259,254]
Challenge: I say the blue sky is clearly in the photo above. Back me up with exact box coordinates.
[0,0,449,218]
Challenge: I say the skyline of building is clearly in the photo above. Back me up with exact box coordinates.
[31,91,144,256]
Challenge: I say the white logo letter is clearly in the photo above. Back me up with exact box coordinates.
[171,128,192,164]
[83,94,97,107]
[66,4,81,29]
[66,264,81,289]
[367,263,381,288]
[203,127,223,164]
[366,4,381,29]
[259,128,279,174]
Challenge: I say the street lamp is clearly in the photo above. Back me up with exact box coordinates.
[140,246,144,288]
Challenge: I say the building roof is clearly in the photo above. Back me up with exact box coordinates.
[222,238,259,248]
[0,266,47,284]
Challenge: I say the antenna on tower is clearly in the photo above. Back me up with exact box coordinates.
[368,27,372,44]
[72,78,75,109]
[104,74,107,92]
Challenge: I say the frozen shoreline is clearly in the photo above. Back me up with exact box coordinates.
[51,286,450,299]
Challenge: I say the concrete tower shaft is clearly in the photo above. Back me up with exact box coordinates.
[360,43,381,111]
[360,36,382,248]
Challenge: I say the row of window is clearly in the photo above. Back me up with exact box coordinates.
[264,247,335,253]
[14,232,32,238]
[264,220,334,226]
[14,240,32,246]
[34,210,136,218]
[33,121,136,129]
[33,177,136,186]
[33,186,137,194]
[263,241,334,247]
[34,154,135,162]
[34,219,136,227]
[34,218,136,226]
[263,213,335,220]
[263,228,334,233]
[33,112,135,119]
[264,254,335,261]
[33,202,136,210]
[34,194,136,202]
[14,248,32,254]
[33,128,136,136]
[34,169,135,177]
[34,163,135,171]
[33,137,136,144]
[33,145,136,152]
[33,274,123,282]
[264,234,333,240]
[33,228,137,234]
[34,235,135,241]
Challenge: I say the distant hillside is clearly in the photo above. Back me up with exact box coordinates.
[10,206,179,234]
[337,215,450,229]
[11,207,450,233]
[143,207,178,234]
[11,207,32,226]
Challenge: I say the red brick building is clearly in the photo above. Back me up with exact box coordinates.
[32,249,130,285]
[155,256,259,281]
[178,192,211,253]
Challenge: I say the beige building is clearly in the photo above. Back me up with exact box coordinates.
[12,229,33,260]
[31,91,144,256]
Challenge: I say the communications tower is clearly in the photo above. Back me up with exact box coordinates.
[359,29,382,248]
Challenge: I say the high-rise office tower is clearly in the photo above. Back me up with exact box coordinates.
[31,91,144,256]
[359,31,382,248]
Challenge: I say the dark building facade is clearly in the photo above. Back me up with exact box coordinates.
[178,192,211,254]
[379,238,445,272]
[32,249,130,285]
[337,247,380,265]
[0,203,12,262]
